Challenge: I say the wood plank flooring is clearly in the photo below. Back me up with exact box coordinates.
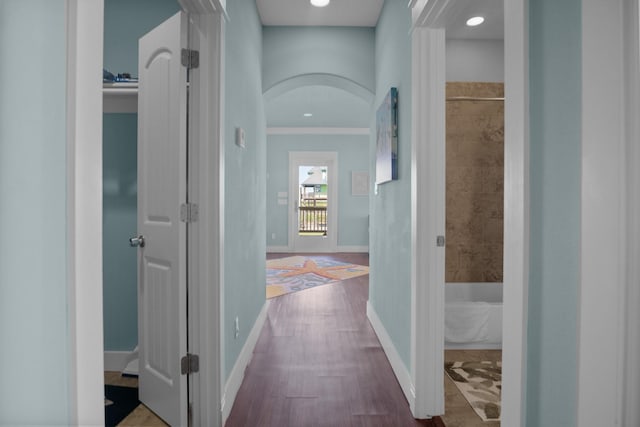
[106,253,500,426]
[226,253,442,427]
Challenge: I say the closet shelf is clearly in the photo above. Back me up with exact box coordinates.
[103,82,138,113]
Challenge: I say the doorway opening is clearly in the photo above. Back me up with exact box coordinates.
[288,151,338,253]
[297,165,329,237]
[440,3,505,426]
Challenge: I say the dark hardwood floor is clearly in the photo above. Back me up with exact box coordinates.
[226,253,444,427]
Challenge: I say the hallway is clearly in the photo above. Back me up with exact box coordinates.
[226,253,443,426]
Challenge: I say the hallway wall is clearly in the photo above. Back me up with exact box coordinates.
[103,113,138,350]
[446,39,504,83]
[263,26,375,94]
[0,1,70,423]
[262,26,375,253]
[223,0,267,380]
[527,0,581,425]
[368,0,413,369]
[266,134,370,249]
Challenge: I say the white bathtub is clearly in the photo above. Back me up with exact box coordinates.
[445,282,503,349]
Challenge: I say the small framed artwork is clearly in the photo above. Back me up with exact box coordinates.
[351,171,369,196]
[375,87,398,184]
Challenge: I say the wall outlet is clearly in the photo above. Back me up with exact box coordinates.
[234,316,239,339]
[271,233,276,240]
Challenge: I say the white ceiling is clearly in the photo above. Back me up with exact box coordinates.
[256,0,502,39]
[260,0,504,127]
[256,0,384,27]
[446,0,504,40]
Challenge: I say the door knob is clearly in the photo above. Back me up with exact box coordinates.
[129,235,145,248]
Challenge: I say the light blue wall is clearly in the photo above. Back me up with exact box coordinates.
[266,135,370,248]
[102,0,181,351]
[103,114,138,350]
[104,0,181,74]
[527,0,581,425]
[224,0,267,380]
[446,39,504,83]
[262,26,375,93]
[369,0,413,368]
[0,1,69,424]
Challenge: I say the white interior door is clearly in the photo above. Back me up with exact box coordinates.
[288,152,338,253]
[136,11,188,426]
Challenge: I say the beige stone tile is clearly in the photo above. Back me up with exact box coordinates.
[482,166,504,194]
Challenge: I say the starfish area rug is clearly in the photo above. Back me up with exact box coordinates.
[266,256,369,298]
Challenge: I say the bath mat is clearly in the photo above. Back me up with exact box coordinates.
[445,360,501,422]
[266,256,369,298]
[104,385,140,426]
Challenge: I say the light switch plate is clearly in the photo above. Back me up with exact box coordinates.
[235,127,245,148]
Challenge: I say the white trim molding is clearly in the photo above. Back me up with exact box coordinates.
[410,26,445,418]
[409,0,529,423]
[263,73,374,103]
[184,10,225,427]
[177,0,226,16]
[266,245,292,253]
[500,1,530,426]
[267,127,370,136]
[578,0,628,425]
[367,302,415,410]
[104,350,137,372]
[66,1,105,425]
[221,301,270,424]
[623,1,640,425]
[336,246,369,253]
[410,0,466,31]
[288,151,339,253]
[266,245,369,253]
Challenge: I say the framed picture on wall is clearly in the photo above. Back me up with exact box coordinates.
[351,171,369,196]
[375,87,398,184]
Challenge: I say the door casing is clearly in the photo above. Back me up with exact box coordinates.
[288,151,339,253]
[65,1,226,426]
[408,0,529,423]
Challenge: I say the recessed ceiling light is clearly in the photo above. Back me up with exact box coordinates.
[466,16,485,27]
[303,113,313,117]
[310,0,330,7]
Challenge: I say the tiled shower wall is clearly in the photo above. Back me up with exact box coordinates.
[445,82,504,282]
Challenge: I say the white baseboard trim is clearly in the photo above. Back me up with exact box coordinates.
[337,246,369,253]
[267,127,370,136]
[221,300,270,424]
[366,301,415,409]
[267,246,369,253]
[445,342,502,350]
[104,350,135,372]
[267,245,291,253]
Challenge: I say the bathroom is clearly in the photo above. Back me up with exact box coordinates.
[442,1,504,425]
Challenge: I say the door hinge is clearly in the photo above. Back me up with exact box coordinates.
[181,48,199,69]
[181,353,200,375]
[180,203,199,223]
[436,235,445,247]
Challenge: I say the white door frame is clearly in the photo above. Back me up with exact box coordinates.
[66,1,105,424]
[288,151,339,253]
[622,1,640,424]
[578,0,638,424]
[66,1,226,425]
[408,0,529,423]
